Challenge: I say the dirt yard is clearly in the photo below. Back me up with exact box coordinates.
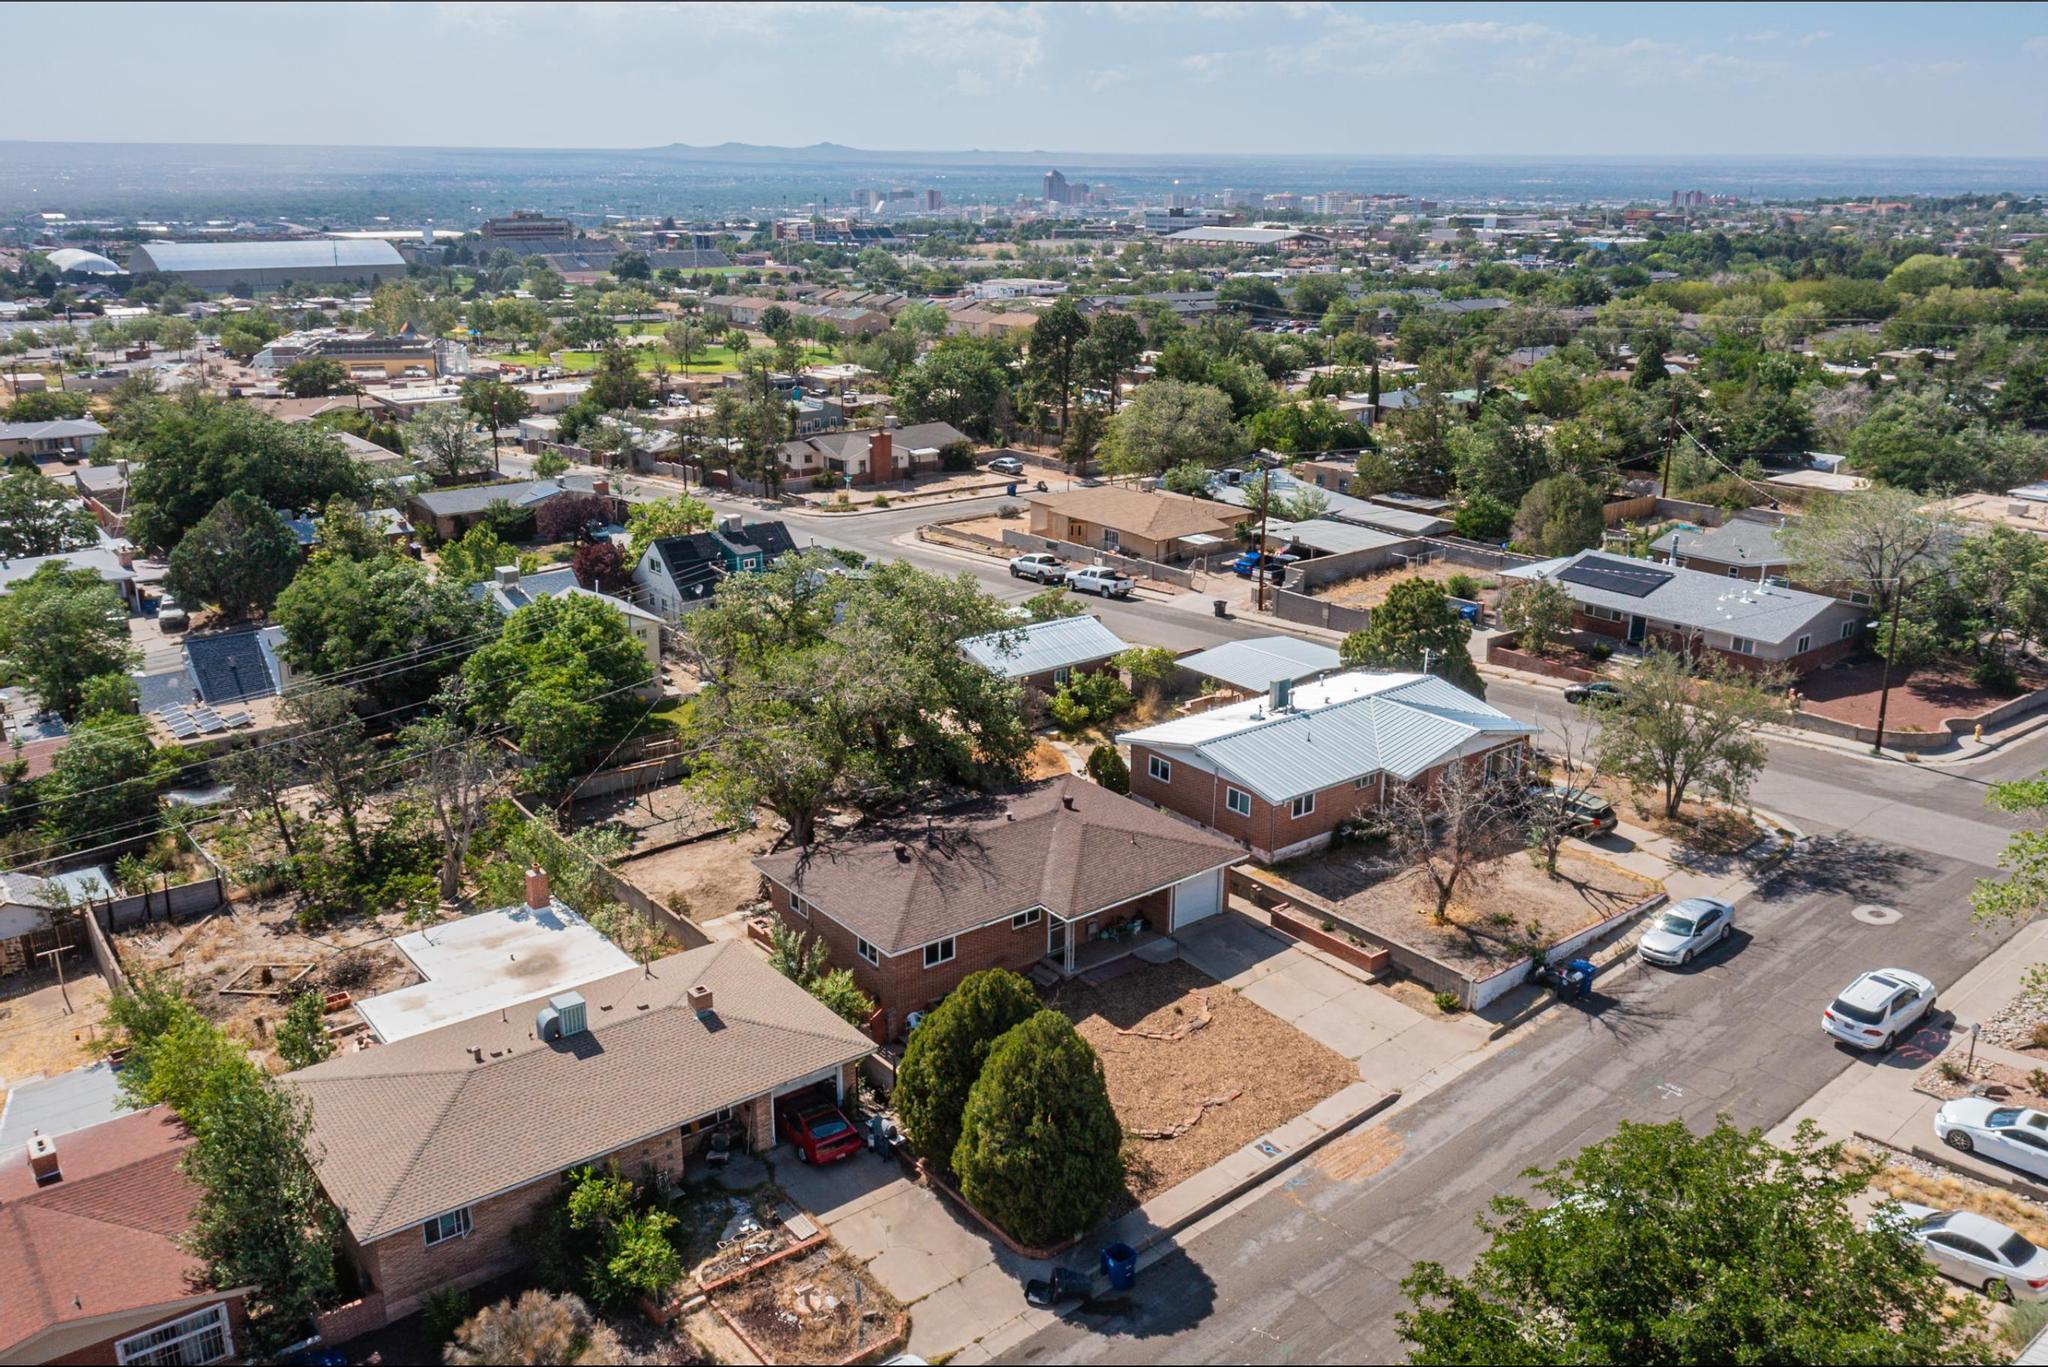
[1794,657,2044,734]
[571,785,728,850]
[1045,959,1354,1204]
[712,1244,901,1365]
[930,510,1028,548]
[1317,559,1500,612]
[113,899,417,1065]
[0,972,112,1092]
[1275,843,1660,977]
[610,819,786,925]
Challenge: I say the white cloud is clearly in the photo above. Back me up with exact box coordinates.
[2025,35,2048,56]
[1088,67,1130,92]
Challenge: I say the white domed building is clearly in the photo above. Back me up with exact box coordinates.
[45,247,125,277]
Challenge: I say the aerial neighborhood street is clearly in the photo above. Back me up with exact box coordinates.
[5,5,2048,1365]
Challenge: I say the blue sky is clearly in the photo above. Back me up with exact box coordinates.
[16,2,2048,156]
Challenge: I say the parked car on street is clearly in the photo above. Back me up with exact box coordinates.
[1066,566,1135,599]
[778,1098,862,1165]
[1874,1202,2048,1302]
[988,455,1025,476]
[1565,681,1622,706]
[1821,968,1937,1051]
[1637,897,1734,967]
[1008,553,1069,584]
[1935,1101,2048,1181]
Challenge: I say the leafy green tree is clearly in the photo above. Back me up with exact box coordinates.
[1247,399,1364,455]
[403,404,494,482]
[121,393,367,554]
[3,389,91,422]
[1059,404,1105,474]
[1497,579,1573,655]
[683,554,1030,845]
[275,991,334,1070]
[435,523,526,587]
[1078,311,1145,412]
[1453,493,1514,541]
[895,969,1042,1170]
[462,593,653,792]
[1022,587,1084,621]
[1087,743,1130,794]
[218,735,301,854]
[280,357,353,398]
[273,553,488,710]
[1100,379,1244,477]
[582,343,651,413]
[895,338,1015,440]
[624,493,713,557]
[1513,474,1605,558]
[0,561,137,718]
[1350,447,1398,499]
[308,494,388,564]
[164,491,300,619]
[1049,671,1134,734]
[1398,1118,1983,1366]
[399,689,508,903]
[1340,578,1485,697]
[1028,297,1091,434]
[1596,648,1785,820]
[41,712,177,848]
[458,376,532,460]
[954,1010,1124,1248]
[280,685,378,862]
[0,468,98,558]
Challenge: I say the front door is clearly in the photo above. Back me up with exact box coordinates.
[1627,615,1647,644]
[1047,918,1066,960]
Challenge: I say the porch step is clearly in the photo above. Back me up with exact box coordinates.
[1027,962,1063,989]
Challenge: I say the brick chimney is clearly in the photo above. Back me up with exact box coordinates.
[591,478,610,496]
[688,983,714,1017]
[866,429,893,486]
[27,1133,59,1187]
[524,865,550,911]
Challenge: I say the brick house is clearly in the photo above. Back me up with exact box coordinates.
[753,776,1244,1036]
[1120,672,1538,862]
[290,940,871,1329]
[0,1107,254,1366]
[1024,487,1242,563]
[1646,514,1795,584]
[958,615,1129,695]
[1503,550,1867,675]
[777,419,970,487]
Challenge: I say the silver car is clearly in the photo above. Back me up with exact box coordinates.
[1874,1202,2048,1302]
[1637,898,1734,967]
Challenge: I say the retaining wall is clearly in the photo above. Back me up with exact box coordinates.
[1287,538,1420,590]
[1465,892,1667,1011]
[1271,590,1370,634]
[1486,634,1601,683]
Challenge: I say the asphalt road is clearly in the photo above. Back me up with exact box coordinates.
[639,475,2043,1361]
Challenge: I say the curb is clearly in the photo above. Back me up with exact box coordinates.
[1482,895,1666,1041]
[1852,1129,2048,1202]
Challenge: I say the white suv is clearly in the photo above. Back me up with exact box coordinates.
[1822,968,1937,1051]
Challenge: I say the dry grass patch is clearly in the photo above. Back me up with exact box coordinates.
[713,1244,900,1366]
[1318,559,1496,611]
[1853,1147,2048,1248]
[1046,959,1353,1204]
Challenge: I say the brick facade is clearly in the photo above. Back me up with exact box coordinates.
[765,880,1171,1037]
[44,1296,249,1366]
[1129,741,1526,862]
[1570,610,1863,677]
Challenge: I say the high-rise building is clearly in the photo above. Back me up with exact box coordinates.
[1043,169,1070,205]
[923,189,943,212]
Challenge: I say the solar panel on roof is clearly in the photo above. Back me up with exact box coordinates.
[1558,556,1673,599]
[164,717,200,739]
[218,709,253,728]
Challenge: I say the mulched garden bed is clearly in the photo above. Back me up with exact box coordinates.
[711,1244,904,1366]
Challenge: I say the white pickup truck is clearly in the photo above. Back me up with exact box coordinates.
[1065,566,1136,599]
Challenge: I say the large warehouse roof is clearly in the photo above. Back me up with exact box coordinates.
[129,239,405,273]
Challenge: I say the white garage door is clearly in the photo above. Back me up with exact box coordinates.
[1170,869,1224,931]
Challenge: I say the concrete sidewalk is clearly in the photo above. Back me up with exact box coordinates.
[1770,917,2048,1168]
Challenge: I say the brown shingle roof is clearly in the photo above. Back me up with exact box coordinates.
[753,776,1243,953]
[0,1107,219,1356]
[291,941,872,1243]
[1027,487,1241,542]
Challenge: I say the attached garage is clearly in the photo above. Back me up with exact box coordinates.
[1169,867,1226,931]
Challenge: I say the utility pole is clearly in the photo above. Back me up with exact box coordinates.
[1254,459,1274,613]
[1870,580,1906,756]
[1657,387,1680,496]
[36,944,72,1014]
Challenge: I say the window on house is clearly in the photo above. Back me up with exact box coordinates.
[1796,634,1811,654]
[1486,747,1520,777]
[1849,590,1872,606]
[1727,566,1741,578]
[1728,637,1756,656]
[1226,787,1251,817]
[1052,666,1072,686]
[1148,755,1172,784]
[1841,619,1859,640]
[114,1302,231,1367]
[923,938,956,968]
[1289,793,1316,820]
[423,1207,473,1247]
[856,938,880,966]
[1011,908,1041,929]
[789,893,808,919]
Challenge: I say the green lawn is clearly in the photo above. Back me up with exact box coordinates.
[489,343,834,376]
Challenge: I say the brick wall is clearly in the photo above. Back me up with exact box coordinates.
[48,1296,249,1366]
[1129,745,1386,861]
[1567,610,1862,678]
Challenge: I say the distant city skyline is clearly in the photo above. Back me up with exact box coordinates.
[12,2,2048,158]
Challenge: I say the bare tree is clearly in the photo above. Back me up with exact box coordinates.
[279,686,377,862]
[1595,648,1787,821]
[399,684,509,904]
[218,736,300,855]
[1525,719,1603,877]
[1383,754,1525,923]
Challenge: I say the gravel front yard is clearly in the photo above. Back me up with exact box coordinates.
[1044,959,1354,1204]
[1317,560,1498,612]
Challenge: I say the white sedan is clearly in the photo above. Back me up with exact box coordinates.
[1935,1099,2048,1182]
[1637,898,1734,967]
[1820,968,1937,1051]
[1874,1201,2048,1302]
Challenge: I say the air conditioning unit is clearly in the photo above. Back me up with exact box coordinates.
[550,992,588,1037]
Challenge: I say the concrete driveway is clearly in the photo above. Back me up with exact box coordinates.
[1172,910,1491,1092]
[770,1150,1056,1362]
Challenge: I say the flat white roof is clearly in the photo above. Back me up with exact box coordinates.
[355,901,635,1043]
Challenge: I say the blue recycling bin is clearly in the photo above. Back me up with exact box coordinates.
[1007,482,1019,496]
[1560,957,1598,1000]
[1101,1242,1137,1290]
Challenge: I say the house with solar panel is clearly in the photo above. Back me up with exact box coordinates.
[1120,671,1538,863]
[957,615,1129,695]
[1503,549,1867,674]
